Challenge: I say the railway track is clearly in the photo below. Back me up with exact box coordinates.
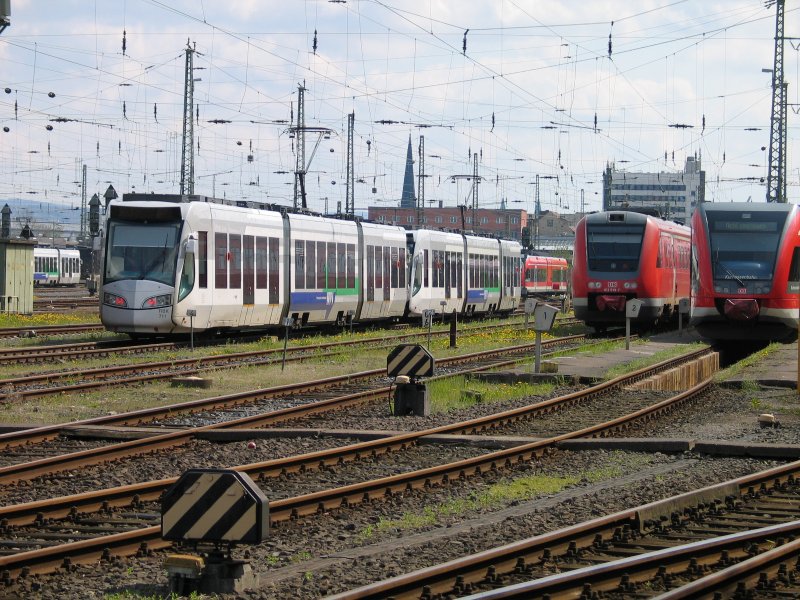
[0,334,592,472]
[0,316,578,366]
[0,346,715,587]
[0,320,585,401]
[332,461,800,599]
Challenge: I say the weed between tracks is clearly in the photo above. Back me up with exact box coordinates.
[356,451,657,542]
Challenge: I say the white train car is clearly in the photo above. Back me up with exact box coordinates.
[101,194,411,336]
[58,248,83,285]
[34,247,82,285]
[34,247,59,285]
[408,229,522,318]
[498,239,522,313]
[357,221,408,321]
[286,214,407,326]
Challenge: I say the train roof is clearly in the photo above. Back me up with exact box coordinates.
[697,201,795,214]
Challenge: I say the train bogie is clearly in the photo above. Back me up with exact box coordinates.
[690,202,799,342]
[572,211,690,329]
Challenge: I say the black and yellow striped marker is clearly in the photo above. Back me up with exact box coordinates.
[161,468,269,545]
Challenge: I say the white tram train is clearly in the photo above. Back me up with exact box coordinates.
[34,246,83,286]
[100,194,522,337]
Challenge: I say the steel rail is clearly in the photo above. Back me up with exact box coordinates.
[0,374,715,585]
[0,336,688,484]
[0,334,586,449]
[447,521,800,599]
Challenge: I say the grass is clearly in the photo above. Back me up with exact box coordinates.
[427,375,554,413]
[713,342,782,382]
[0,311,101,328]
[357,452,656,541]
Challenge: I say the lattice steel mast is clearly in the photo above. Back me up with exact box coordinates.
[180,40,196,196]
[766,0,787,203]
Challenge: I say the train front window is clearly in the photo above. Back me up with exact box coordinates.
[707,211,785,282]
[586,224,643,272]
[105,221,181,286]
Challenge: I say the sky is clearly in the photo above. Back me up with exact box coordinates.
[0,0,797,220]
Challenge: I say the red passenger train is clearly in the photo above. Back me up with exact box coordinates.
[572,210,691,331]
[690,201,799,342]
[521,255,569,299]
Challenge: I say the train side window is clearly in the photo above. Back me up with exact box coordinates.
[367,245,374,301]
[268,237,279,304]
[423,249,429,288]
[789,247,800,285]
[383,245,391,299]
[399,247,406,289]
[338,243,347,289]
[391,247,399,289]
[347,243,356,289]
[215,233,228,289]
[178,248,195,302]
[456,252,463,297]
[255,236,267,289]
[375,246,383,291]
[327,242,337,290]
[198,232,208,288]
[295,240,305,290]
[306,240,316,289]
[229,234,242,289]
[316,241,326,289]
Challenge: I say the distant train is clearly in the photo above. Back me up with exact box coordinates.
[572,210,691,331]
[690,201,799,342]
[521,255,569,299]
[33,246,83,286]
[100,194,522,337]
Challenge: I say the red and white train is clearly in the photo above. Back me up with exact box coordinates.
[521,255,569,299]
[572,210,691,331]
[690,201,799,342]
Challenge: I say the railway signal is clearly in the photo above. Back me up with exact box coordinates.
[387,344,434,416]
[162,468,268,594]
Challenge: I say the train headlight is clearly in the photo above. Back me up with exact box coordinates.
[623,282,638,289]
[588,281,600,289]
[103,292,127,308]
[142,294,172,309]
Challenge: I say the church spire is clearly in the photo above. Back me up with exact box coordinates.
[400,135,415,208]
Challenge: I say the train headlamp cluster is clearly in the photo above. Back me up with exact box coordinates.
[142,294,172,309]
[103,292,127,308]
[623,282,638,289]
[587,281,601,289]
[102,293,172,309]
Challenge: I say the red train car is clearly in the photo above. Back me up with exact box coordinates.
[572,210,690,331]
[521,255,569,299]
[690,201,799,342]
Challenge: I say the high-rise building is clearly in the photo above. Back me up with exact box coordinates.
[602,156,705,223]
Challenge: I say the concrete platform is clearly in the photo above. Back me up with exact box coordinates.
[718,340,798,389]
[499,329,707,384]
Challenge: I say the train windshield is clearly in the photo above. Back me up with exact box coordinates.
[586,224,643,272]
[104,221,181,286]
[706,211,786,281]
